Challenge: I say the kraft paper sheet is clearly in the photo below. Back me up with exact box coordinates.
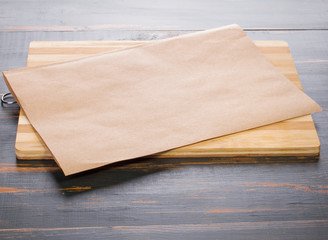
[3,24,321,176]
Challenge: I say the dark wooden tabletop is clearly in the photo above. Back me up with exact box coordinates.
[1,1,327,239]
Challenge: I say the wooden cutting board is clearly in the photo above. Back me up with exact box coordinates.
[15,40,320,160]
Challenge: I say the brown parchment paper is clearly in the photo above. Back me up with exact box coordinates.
[3,24,321,176]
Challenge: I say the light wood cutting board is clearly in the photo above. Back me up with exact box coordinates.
[15,40,320,160]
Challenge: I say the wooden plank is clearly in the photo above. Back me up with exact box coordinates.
[14,40,320,160]
[0,0,327,30]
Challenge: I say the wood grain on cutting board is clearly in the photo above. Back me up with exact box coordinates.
[15,40,320,160]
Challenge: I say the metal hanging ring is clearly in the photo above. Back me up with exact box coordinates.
[1,92,17,105]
